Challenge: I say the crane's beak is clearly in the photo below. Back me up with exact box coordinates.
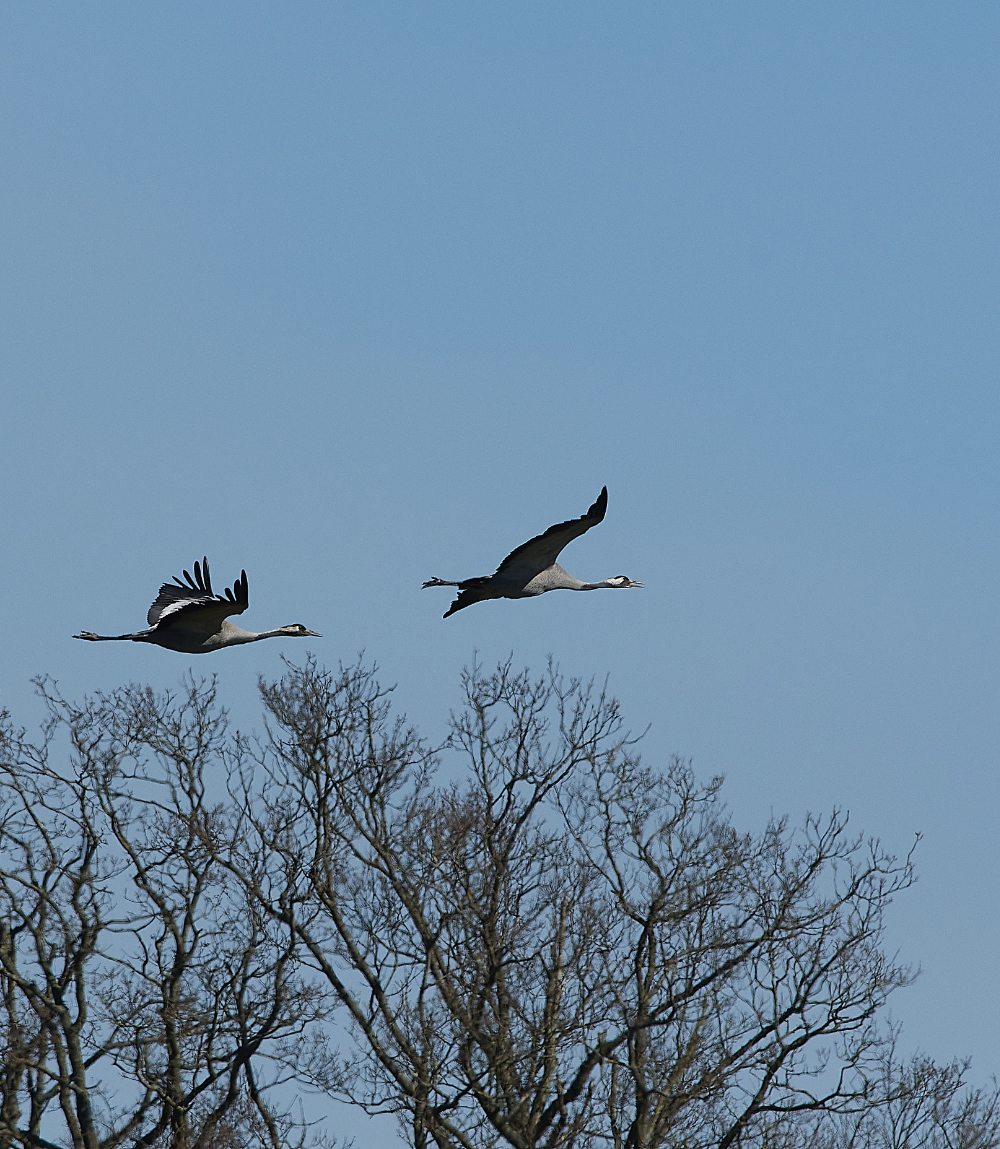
[627,580,644,588]
[303,628,323,637]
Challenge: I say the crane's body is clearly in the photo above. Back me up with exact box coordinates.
[423,487,642,617]
[74,559,320,654]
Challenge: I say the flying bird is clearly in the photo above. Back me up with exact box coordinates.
[73,558,321,654]
[423,487,642,618]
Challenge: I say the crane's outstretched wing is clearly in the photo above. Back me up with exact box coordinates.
[146,558,249,631]
[442,578,506,619]
[492,487,608,586]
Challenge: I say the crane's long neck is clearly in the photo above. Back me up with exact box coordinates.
[218,622,269,645]
[216,622,316,646]
[577,578,617,590]
[529,565,610,592]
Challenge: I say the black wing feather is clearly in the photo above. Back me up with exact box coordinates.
[231,571,248,609]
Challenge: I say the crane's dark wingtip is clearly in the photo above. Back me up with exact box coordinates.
[588,486,608,522]
[443,591,476,617]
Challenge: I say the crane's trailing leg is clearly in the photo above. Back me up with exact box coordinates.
[74,630,151,642]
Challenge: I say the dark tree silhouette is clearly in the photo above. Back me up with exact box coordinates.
[222,656,1000,1149]
[2,659,997,1149]
[0,682,334,1149]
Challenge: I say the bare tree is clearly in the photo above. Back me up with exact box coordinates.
[0,680,335,1149]
[219,655,1000,1149]
[3,658,996,1149]
[793,1035,1000,1149]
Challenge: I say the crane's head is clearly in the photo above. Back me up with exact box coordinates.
[608,575,643,589]
[276,624,323,637]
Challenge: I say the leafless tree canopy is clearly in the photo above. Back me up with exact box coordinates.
[0,681,331,1149]
[1,657,997,1149]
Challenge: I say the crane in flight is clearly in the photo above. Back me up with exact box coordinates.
[73,558,321,654]
[423,486,642,618]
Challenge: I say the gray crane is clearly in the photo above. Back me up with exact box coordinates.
[423,486,642,618]
[73,558,321,654]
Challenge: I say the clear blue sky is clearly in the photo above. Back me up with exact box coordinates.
[2,3,998,1140]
